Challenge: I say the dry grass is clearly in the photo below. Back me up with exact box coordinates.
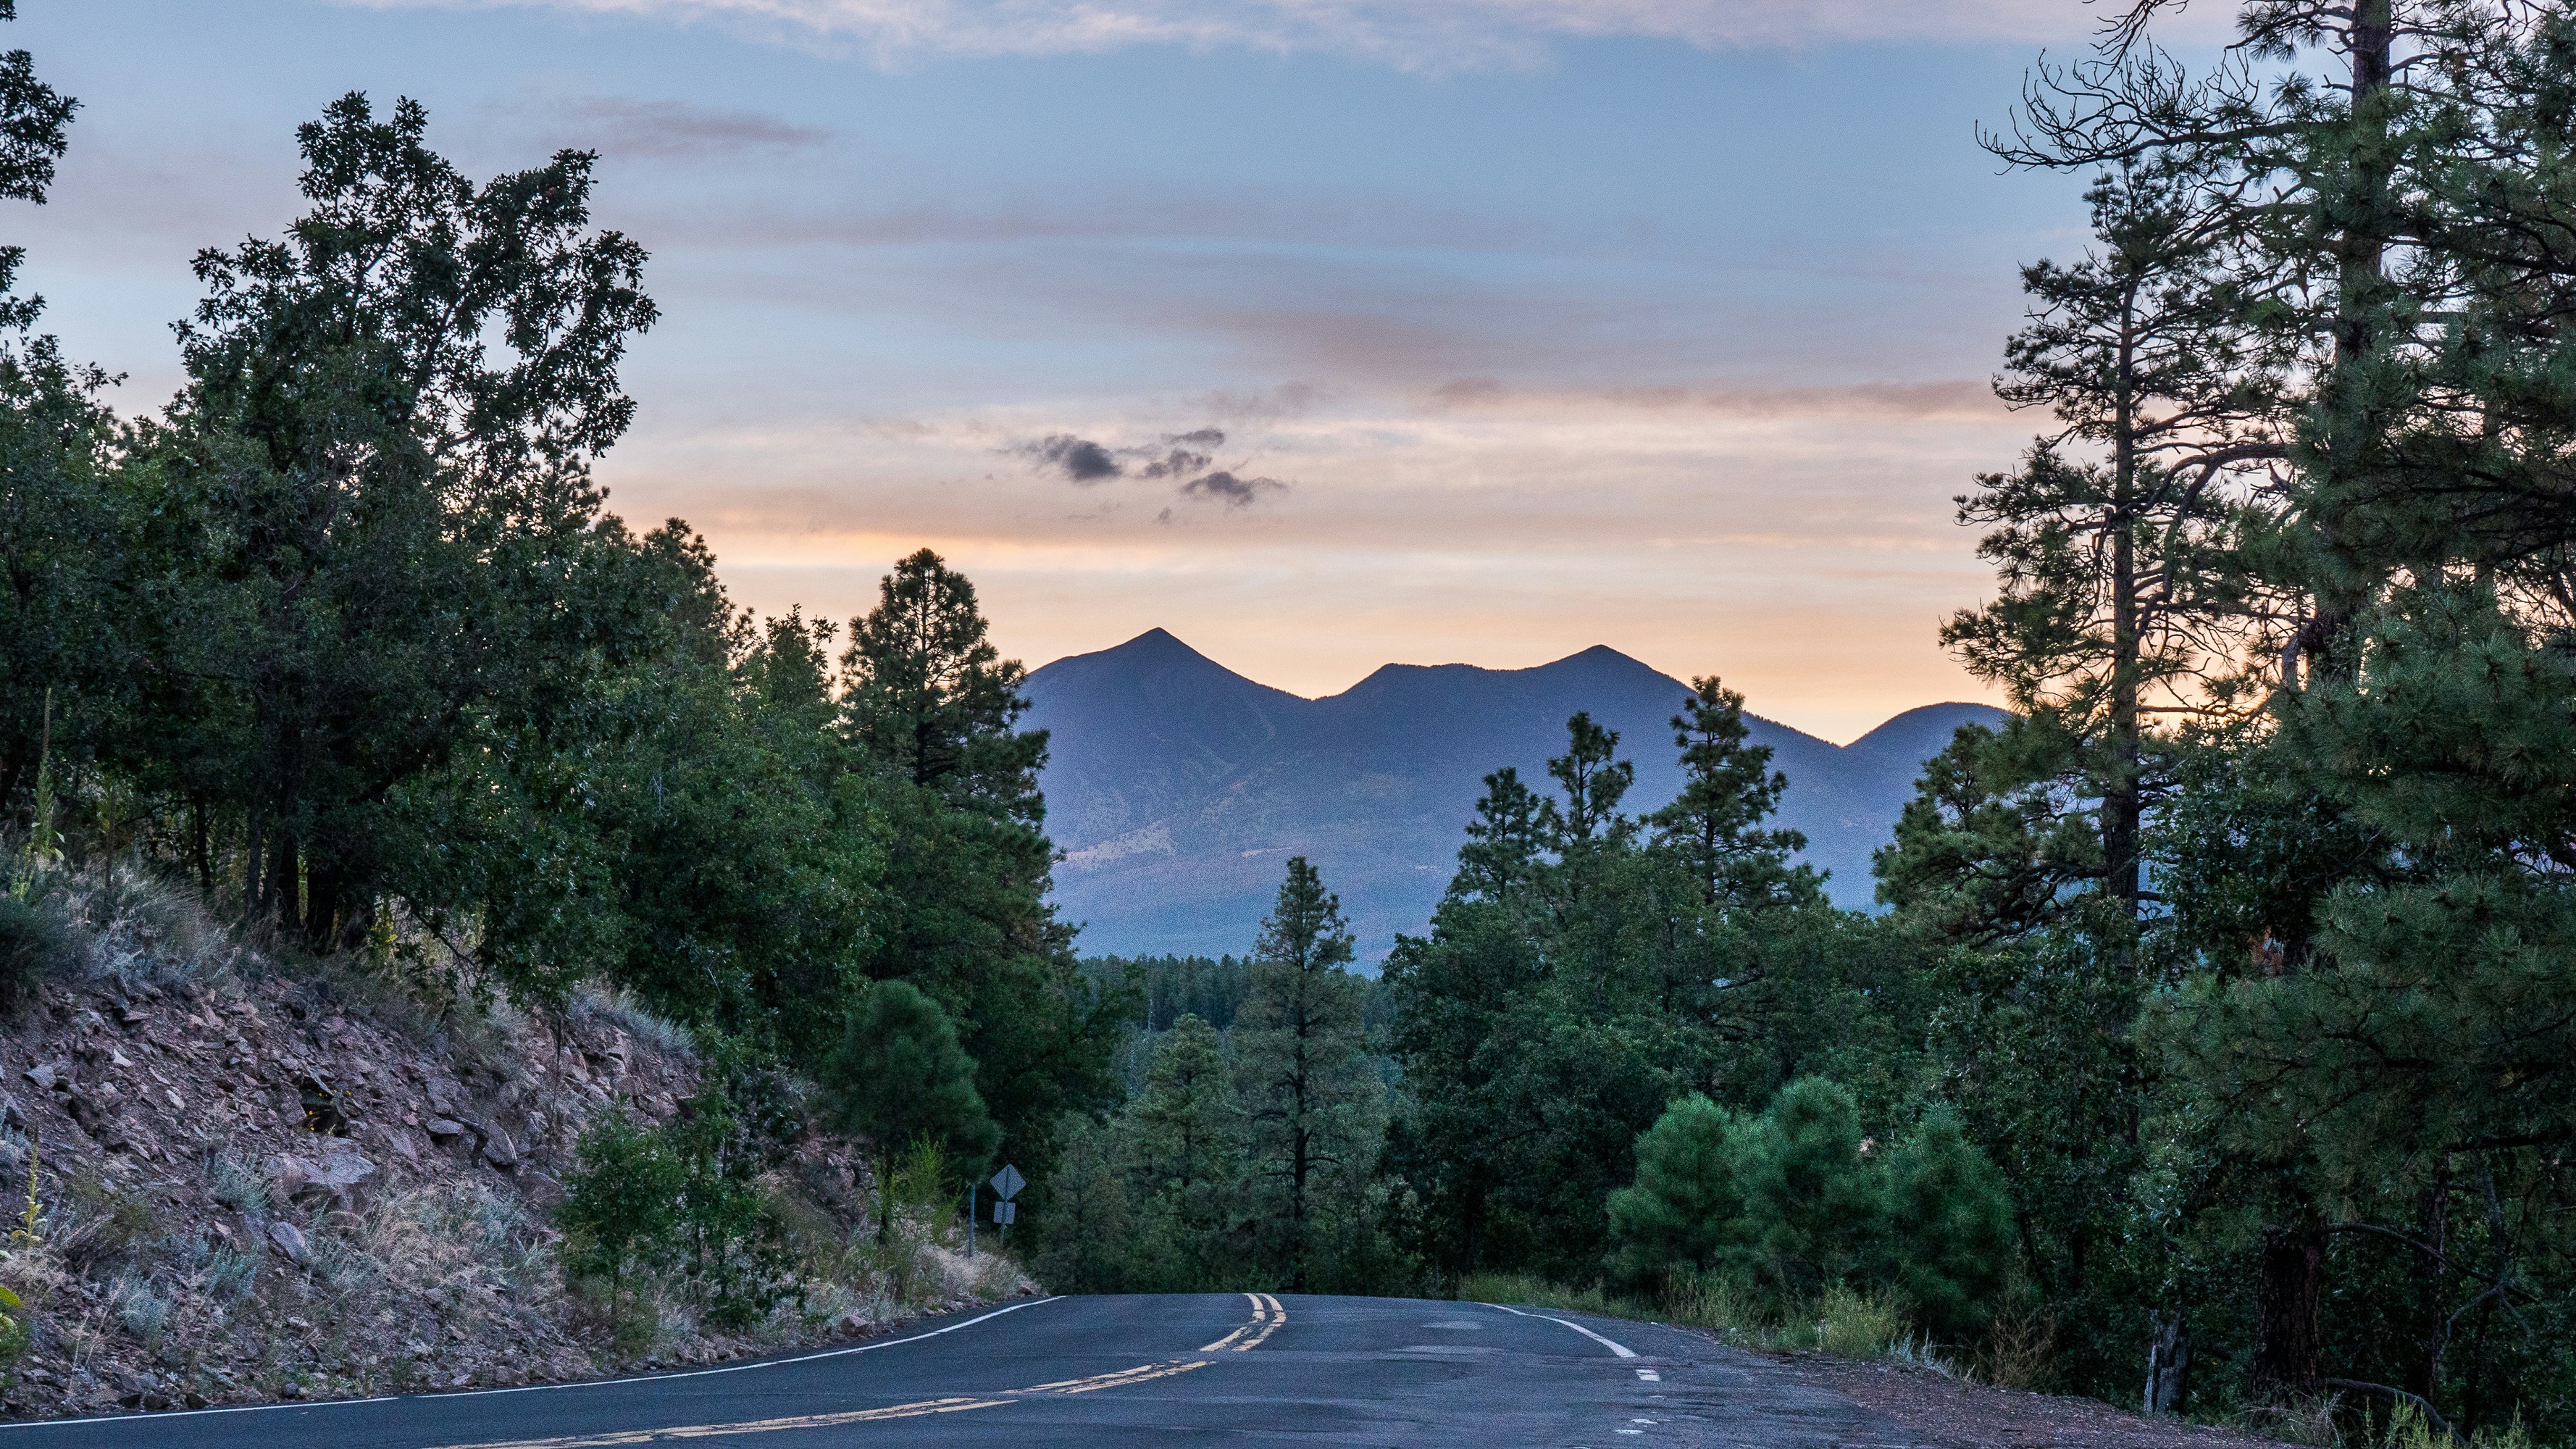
[1460,1271,1915,1364]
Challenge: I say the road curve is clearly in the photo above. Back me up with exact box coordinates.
[0,1293,1915,1447]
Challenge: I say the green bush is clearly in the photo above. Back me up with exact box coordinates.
[662,1088,793,1331]
[1742,1077,1884,1300]
[1878,1105,2015,1342]
[559,1111,684,1335]
[1607,1078,2017,1348]
[1605,1094,1752,1287]
[817,981,1000,1246]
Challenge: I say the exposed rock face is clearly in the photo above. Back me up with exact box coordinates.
[0,930,698,1419]
[0,885,1034,1424]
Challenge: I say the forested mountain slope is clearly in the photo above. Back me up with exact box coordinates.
[1025,630,2004,958]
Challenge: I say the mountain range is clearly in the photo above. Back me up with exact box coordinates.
[1022,629,2007,963]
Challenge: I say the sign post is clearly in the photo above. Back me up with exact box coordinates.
[990,1164,1024,1253]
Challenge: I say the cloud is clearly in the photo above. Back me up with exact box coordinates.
[509,95,832,159]
[1136,427,1223,478]
[1018,433,1124,482]
[1182,469,1285,507]
[1012,427,1234,485]
[343,0,2108,70]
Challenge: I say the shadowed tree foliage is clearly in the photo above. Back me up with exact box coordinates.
[1234,856,1373,1293]
[819,980,1001,1245]
[146,91,656,949]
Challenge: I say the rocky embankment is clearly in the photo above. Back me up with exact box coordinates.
[0,880,1021,1419]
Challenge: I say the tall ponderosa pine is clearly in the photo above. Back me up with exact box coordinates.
[1233,856,1372,1292]
[1937,154,2275,929]
[842,548,1042,815]
[839,548,1116,1175]
[1991,0,2576,1412]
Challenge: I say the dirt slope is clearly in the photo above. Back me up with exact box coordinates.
[0,880,1022,1420]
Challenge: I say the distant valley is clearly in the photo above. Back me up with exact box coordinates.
[1025,630,2007,961]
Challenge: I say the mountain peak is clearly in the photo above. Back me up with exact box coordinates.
[1105,626,1203,660]
[1023,630,2009,959]
[1032,627,1285,693]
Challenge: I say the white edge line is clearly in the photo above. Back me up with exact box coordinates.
[0,1296,1064,1433]
[1476,1301,1639,1359]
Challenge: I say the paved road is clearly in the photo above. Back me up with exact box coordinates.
[0,1293,1917,1448]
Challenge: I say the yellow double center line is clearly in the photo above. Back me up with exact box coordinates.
[1198,1292,1286,1353]
[425,1296,1288,1449]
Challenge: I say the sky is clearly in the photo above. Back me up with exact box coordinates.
[7,0,2194,742]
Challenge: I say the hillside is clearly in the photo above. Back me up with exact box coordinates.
[1025,630,2007,959]
[0,874,1026,1420]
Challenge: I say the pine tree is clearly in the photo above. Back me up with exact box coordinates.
[1124,1013,1242,1282]
[1941,154,2277,927]
[1233,856,1372,1292]
[1605,1094,1754,1287]
[1880,1106,2017,1344]
[1991,0,2576,1406]
[1647,677,1816,910]
[1547,711,1634,846]
[1741,1077,1884,1304]
[817,980,1000,1245]
[838,548,1118,1182]
[2153,586,2576,1422]
[840,548,1042,816]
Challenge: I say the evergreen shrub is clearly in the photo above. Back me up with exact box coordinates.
[1607,1077,2016,1347]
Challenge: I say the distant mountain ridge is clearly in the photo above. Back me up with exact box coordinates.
[1024,629,2006,962]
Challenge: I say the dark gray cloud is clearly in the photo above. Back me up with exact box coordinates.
[1019,433,1124,483]
[1182,470,1286,507]
[1012,427,1285,508]
[1014,427,1231,483]
[1136,429,1221,478]
[512,96,831,161]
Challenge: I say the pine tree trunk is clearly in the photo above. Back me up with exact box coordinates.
[2145,1314,2189,1414]
[2307,0,2395,684]
[242,806,265,932]
[2252,1222,2326,1399]
[305,860,339,951]
[191,795,212,897]
[2408,1178,2450,1403]
[266,829,299,935]
[2107,275,2143,927]
[1287,1005,1312,1293]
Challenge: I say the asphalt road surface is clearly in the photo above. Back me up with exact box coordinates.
[0,1293,1925,1448]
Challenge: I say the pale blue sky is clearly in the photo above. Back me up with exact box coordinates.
[11,0,2169,739]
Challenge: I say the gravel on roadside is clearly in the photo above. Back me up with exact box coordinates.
[1782,1353,2291,1449]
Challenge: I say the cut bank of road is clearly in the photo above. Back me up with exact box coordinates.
[0,1293,1936,1447]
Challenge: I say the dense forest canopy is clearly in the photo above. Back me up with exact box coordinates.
[2,0,2574,1442]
